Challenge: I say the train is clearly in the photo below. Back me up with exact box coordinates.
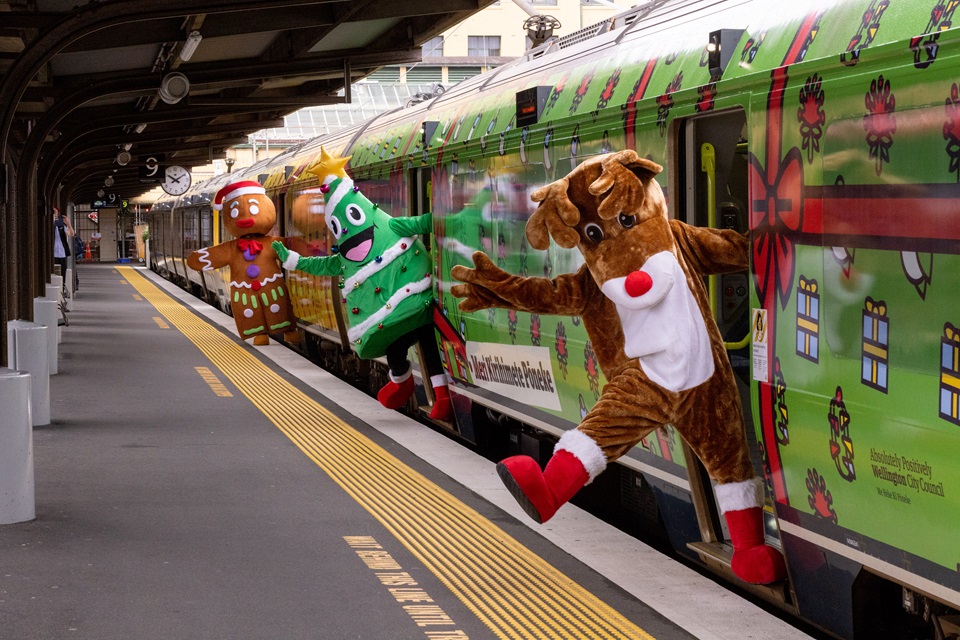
[146,1,960,637]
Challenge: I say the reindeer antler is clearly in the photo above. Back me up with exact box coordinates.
[527,178,581,249]
[589,150,664,221]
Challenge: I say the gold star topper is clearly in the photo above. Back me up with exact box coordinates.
[306,147,351,182]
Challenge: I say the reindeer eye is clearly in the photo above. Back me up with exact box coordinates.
[584,223,604,243]
[618,213,636,228]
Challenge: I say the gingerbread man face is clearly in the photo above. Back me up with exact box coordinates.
[218,180,277,237]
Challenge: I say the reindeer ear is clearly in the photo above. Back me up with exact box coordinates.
[527,179,580,249]
[589,150,664,220]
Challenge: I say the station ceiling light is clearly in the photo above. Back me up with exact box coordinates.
[179,31,202,62]
[158,72,190,105]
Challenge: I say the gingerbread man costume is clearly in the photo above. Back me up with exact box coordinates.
[187,180,299,346]
[451,150,786,584]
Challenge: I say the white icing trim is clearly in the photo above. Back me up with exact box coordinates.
[326,177,354,213]
[283,250,301,271]
[555,429,607,482]
[347,274,432,342]
[715,477,763,513]
[229,272,284,289]
[343,236,417,292]
[197,247,213,270]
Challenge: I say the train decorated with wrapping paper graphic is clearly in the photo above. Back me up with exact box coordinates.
[148,1,960,637]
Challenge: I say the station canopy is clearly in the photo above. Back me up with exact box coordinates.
[1,0,496,204]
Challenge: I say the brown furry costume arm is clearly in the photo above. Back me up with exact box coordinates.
[451,251,591,316]
[669,219,749,275]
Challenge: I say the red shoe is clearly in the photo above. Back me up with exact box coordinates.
[497,449,589,524]
[429,385,452,421]
[724,506,788,584]
[377,373,414,410]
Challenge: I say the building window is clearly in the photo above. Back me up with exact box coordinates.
[468,36,501,57]
[422,36,443,58]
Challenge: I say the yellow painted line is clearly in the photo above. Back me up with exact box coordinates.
[153,316,170,329]
[120,267,656,640]
[195,366,233,397]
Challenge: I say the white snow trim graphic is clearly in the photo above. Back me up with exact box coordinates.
[555,429,607,483]
[342,236,417,292]
[229,272,284,289]
[326,177,354,214]
[197,247,213,270]
[282,250,301,270]
[715,477,763,514]
[347,274,432,342]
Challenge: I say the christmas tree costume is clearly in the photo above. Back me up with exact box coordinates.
[272,148,451,420]
[187,180,299,346]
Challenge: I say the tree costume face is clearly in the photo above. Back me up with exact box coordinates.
[277,149,435,359]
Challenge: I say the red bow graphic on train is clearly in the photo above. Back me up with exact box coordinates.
[749,147,804,309]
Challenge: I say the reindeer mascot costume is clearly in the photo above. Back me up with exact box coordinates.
[451,150,786,584]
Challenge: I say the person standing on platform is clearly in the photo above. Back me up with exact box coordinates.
[53,207,74,284]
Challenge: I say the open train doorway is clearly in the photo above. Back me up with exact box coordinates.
[677,109,786,600]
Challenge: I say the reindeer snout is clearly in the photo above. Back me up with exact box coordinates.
[624,270,653,297]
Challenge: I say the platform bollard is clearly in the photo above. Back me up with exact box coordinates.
[0,368,35,525]
[6,320,51,426]
[65,267,75,311]
[34,297,59,375]
[46,281,64,344]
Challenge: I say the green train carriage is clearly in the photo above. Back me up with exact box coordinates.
[152,1,960,637]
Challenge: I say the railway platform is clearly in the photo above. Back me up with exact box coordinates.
[0,263,819,640]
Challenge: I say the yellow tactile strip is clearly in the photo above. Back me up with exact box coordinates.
[121,267,656,640]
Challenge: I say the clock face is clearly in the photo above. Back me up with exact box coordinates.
[162,165,191,195]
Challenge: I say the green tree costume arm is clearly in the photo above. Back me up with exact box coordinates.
[388,212,433,237]
[271,240,342,277]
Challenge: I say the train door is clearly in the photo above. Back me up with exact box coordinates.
[677,109,785,598]
[408,165,451,425]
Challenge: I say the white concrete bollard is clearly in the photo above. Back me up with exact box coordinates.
[0,368,35,525]
[6,320,51,426]
[65,267,75,311]
[34,297,59,375]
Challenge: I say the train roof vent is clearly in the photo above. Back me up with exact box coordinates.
[555,20,610,49]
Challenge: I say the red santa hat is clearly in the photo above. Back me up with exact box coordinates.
[213,180,265,210]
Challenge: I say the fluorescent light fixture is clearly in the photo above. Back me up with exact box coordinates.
[134,123,147,134]
[179,31,202,62]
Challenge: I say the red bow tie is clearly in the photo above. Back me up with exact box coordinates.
[238,238,263,254]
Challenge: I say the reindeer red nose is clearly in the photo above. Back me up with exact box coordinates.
[625,270,653,297]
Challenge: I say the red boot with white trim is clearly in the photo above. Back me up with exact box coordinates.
[377,369,415,410]
[496,429,607,524]
[428,376,453,421]
[717,478,787,584]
